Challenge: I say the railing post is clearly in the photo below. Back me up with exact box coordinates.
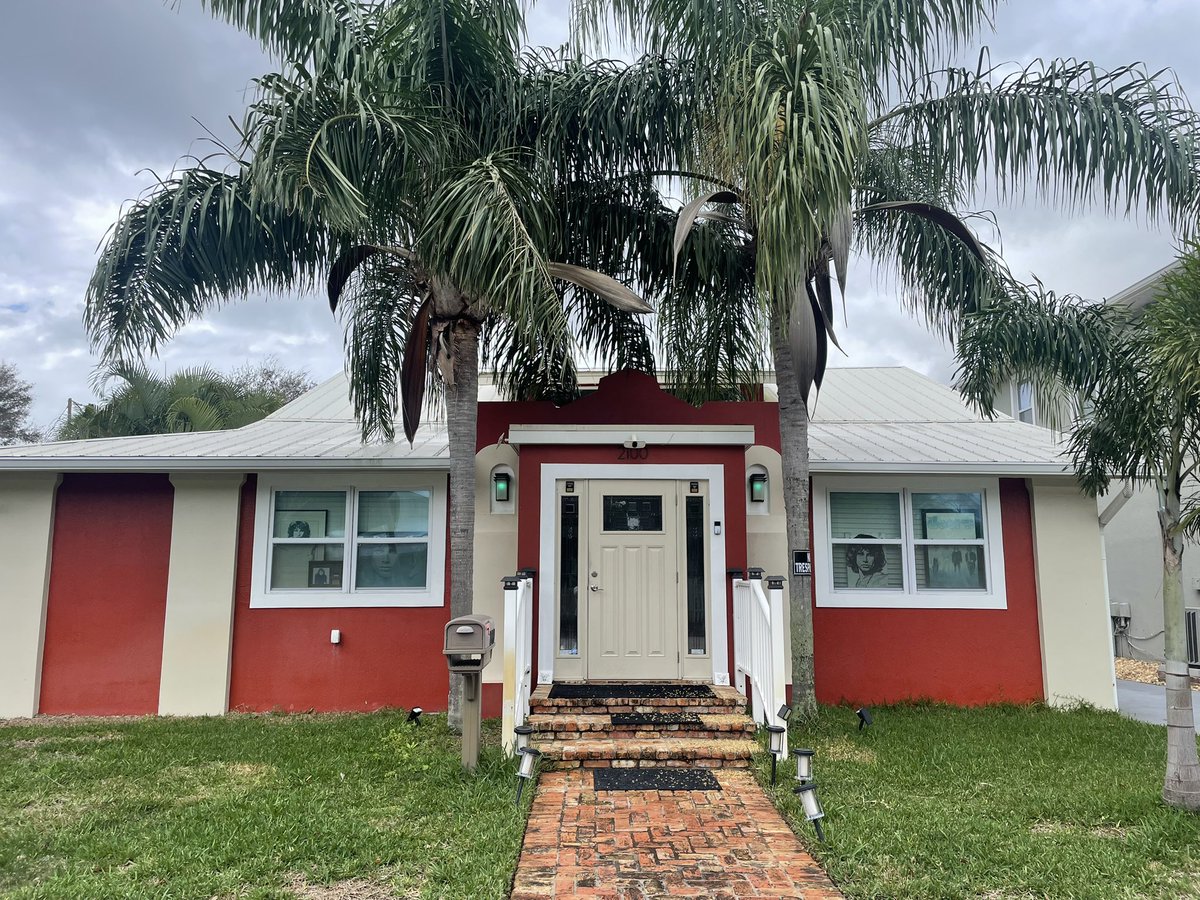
[766,575,788,757]
[501,574,521,755]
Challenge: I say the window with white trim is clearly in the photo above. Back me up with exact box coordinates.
[813,477,1007,610]
[252,474,447,608]
[1015,381,1035,424]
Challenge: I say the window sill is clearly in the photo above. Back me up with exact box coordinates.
[817,590,1006,610]
[250,591,445,609]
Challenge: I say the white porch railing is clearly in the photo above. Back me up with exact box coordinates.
[732,569,788,754]
[501,571,535,754]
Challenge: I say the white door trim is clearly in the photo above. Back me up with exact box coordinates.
[537,464,729,686]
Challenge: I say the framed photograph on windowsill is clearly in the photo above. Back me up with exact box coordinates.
[282,510,327,539]
[308,560,343,588]
[920,509,978,541]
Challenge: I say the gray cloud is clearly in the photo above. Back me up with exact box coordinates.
[1,1,1195,429]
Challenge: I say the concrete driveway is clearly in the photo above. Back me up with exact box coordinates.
[1117,679,1200,732]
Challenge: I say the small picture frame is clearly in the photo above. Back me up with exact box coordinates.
[308,560,343,588]
[281,510,327,539]
[923,546,985,590]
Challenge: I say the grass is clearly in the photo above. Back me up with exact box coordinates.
[0,712,528,899]
[754,703,1200,899]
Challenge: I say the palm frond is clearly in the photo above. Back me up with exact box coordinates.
[880,58,1200,229]
[86,166,327,361]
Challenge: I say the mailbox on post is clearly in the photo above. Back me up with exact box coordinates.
[443,614,495,772]
[443,615,495,672]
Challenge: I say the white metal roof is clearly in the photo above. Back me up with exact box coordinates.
[0,367,1069,475]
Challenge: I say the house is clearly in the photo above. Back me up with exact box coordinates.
[0,366,1117,730]
[989,261,1200,663]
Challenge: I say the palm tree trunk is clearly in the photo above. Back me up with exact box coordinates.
[771,306,816,715]
[445,319,480,733]
[1159,484,1200,810]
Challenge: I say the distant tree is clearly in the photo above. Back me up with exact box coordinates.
[229,356,316,405]
[57,361,301,440]
[957,245,1200,812]
[0,362,42,445]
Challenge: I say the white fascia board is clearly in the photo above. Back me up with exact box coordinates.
[508,424,755,446]
[810,461,1071,476]
[0,456,451,473]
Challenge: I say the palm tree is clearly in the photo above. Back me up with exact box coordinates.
[572,0,1200,714]
[84,1,703,725]
[56,362,299,440]
[956,248,1200,810]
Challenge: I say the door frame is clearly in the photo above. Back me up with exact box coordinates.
[536,464,729,686]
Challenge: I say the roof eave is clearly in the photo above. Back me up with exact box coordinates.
[811,461,1072,476]
[0,456,451,473]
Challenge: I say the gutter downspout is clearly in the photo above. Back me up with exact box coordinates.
[1099,483,1135,664]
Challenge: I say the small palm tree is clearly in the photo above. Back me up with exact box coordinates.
[956,246,1200,811]
[57,362,289,439]
[573,0,1200,713]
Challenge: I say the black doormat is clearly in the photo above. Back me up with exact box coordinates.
[548,683,714,700]
[610,712,703,726]
[593,768,721,791]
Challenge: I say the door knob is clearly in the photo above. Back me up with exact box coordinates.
[590,584,601,592]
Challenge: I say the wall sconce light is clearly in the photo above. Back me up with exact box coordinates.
[856,707,873,731]
[515,746,542,804]
[493,472,512,503]
[513,723,533,754]
[749,473,767,503]
[406,707,423,725]
[793,747,814,784]
[793,783,826,841]
[766,724,787,785]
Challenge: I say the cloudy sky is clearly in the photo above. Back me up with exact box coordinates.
[1,0,1197,431]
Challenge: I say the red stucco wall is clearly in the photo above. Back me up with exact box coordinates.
[227,476,459,713]
[39,474,174,715]
[812,478,1045,706]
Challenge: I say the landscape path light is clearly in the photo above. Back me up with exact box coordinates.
[792,747,814,784]
[513,723,533,754]
[766,724,786,785]
[777,703,793,723]
[406,707,423,725]
[856,707,873,730]
[794,782,826,842]
[515,747,542,805]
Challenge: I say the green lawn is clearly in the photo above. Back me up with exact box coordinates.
[757,703,1200,899]
[0,712,527,899]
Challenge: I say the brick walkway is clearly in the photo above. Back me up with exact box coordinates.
[510,768,844,899]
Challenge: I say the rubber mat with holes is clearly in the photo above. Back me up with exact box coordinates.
[593,768,721,791]
[548,683,714,699]
[610,712,703,726]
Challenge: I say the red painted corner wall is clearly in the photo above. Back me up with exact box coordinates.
[39,474,174,715]
[228,477,464,713]
[812,478,1044,706]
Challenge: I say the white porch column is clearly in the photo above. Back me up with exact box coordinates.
[158,473,244,715]
[0,472,61,718]
[1029,477,1117,709]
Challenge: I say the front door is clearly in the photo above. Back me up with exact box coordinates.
[584,480,680,680]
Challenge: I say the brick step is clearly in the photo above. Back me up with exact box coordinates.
[538,736,757,769]
[528,684,745,717]
[529,712,756,741]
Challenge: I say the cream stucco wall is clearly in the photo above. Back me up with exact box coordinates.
[473,444,519,684]
[1029,477,1117,709]
[744,446,791,683]
[0,473,61,717]
[157,473,244,715]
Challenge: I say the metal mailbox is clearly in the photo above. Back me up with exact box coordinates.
[443,614,495,672]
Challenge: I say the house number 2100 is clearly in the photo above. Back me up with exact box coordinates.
[617,447,650,460]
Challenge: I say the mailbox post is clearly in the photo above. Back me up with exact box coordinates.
[443,614,495,772]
